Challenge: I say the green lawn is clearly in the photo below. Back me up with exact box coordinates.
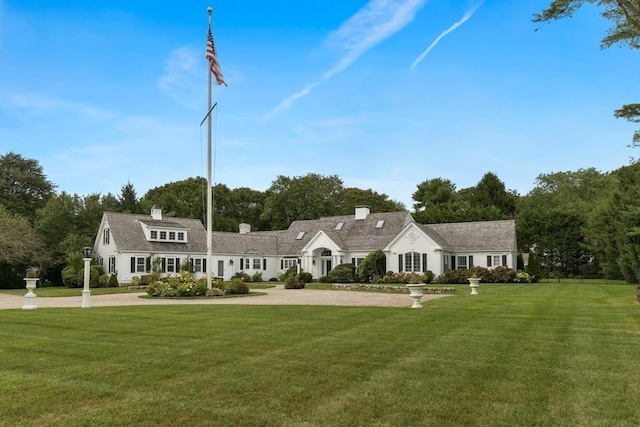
[1,283,638,426]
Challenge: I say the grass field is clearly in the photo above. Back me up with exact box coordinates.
[1,282,638,426]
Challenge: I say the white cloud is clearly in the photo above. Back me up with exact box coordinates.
[264,0,427,120]
[8,92,117,119]
[410,2,483,70]
[157,46,205,110]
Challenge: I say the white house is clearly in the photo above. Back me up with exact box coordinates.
[93,205,517,284]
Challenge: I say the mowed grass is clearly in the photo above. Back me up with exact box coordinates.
[0,283,638,426]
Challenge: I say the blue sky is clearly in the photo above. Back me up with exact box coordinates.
[1,0,638,209]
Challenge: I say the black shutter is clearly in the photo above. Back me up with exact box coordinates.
[161,258,166,272]
[203,258,207,273]
[352,257,356,265]
[502,255,507,267]
[451,256,456,270]
[422,254,427,272]
[469,255,474,268]
[263,259,267,270]
[240,258,244,270]
[130,257,135,273]
[398,254,403,272]
[487,255,492,267]
[280,259,284,269]
[176,258,181,272]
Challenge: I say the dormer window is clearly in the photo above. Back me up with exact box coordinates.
[150,230,158,239]
[375,220,385,229]
[169,231,176,240]
[160,231,167,240]
[178,232,184,241]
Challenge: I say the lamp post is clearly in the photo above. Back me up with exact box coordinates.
[82,246,92,308]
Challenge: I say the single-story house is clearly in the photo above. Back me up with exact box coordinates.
[93,205,517,283]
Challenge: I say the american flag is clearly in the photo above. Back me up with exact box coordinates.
[206,24,227,87]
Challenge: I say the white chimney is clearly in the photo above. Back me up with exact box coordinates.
[151,206,162,220]
[239,223,251,235]
[355,205,370,220]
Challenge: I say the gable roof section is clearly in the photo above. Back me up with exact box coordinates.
[421,220,516,252]
[103,212,207,253]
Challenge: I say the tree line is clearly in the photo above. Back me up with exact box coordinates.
[1,151,639,287]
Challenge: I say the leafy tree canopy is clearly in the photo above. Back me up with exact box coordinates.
[0,152,55,221]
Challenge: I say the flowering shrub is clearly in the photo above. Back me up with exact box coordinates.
[435,267,521,284]
[376,271,432,284]
[332,283,456,293]
[146,271,228,297]
[513,271,532,283]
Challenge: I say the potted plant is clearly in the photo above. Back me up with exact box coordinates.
[23,266,40,310]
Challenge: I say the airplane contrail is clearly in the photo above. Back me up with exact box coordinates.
[410,2,483,71]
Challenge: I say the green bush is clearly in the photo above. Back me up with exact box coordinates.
[488,266,517,283]
[233,271,251,282]
[279,266,298,281]
[299,271,313,283]
[108,274,119,287]
[61,266,80,288]
[514,271,532,283]
[140,274,154,285]
[423,270,435,284]
[251,272,263,282]
[99,274,110,288]
[327,263,357,283]
[225,278,249,295]
[284,274,305,289]
[358,250,387,282]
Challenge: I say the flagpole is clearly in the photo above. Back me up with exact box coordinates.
[206,6,213,290]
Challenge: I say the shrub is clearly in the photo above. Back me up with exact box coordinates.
[489,266,517,283]
[89,266,102,288]
[299,271,313,283]
[514,271,532,283]
[233,271,251,282]
[225,278,249,295]
[327,263,357,283]
[269,277,278,282]
[423,270,435,284]
[358,250,387,282]
[319,275,329,283]
[206,287,225,297]
[251,272,263,282]
[108,274,119,287]
[284,274,305,289]
[62,266,80,288]
[99,274,110,287]
[279,266,298,281]
[140,274,154,285]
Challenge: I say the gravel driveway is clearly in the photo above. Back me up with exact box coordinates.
[0,285,451,310]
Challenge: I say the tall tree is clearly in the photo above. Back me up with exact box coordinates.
[261,174,344,230]
[533,0,640,146]
[0,152,55,221]
[337,188,404,215]
[466,172,517,219]
[119,181,141,214]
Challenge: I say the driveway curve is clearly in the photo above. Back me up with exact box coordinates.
[0,285,451,310]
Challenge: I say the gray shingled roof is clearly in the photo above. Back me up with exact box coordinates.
[105,210,514,256]
[104,212,207,253]
[421,220,516,252]
[201,211,413,256]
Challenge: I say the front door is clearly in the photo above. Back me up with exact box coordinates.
[323,259,332,276]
